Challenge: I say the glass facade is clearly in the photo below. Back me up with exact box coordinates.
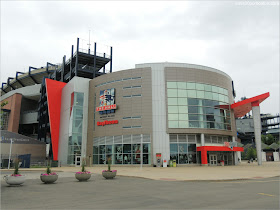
[169,134,197,164]
[68,92,84,164]
[167,81,231,130]
[93,134,151,165]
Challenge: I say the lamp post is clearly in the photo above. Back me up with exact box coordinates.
[8,138,13,169]
[140,134,143,170]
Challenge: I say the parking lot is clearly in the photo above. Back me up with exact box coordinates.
[1,172,279,209]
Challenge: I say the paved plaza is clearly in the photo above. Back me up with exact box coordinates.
[1,162,280,209]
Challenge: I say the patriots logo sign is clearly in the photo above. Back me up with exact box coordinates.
[96,88,116,114]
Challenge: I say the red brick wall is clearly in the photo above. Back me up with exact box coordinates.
[1,93,22,133]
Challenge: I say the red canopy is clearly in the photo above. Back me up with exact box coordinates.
[231,92,269,118]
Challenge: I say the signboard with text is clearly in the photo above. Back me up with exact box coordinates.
[96,88,116,114]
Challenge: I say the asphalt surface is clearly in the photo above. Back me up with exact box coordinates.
[1,172,279,209]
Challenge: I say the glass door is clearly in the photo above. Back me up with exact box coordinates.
[210,154,217,166]
[223,154,228,165]
[75,156,81,167]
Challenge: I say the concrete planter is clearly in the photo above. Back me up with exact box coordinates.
[40,174,58,184]
[75,173,91,181]
[3,175,25,186]
[102,171,117,179]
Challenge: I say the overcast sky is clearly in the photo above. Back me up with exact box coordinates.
[1,1,279,115]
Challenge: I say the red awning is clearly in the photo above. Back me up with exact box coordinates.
[231,92,269,118]
[197,146,244,152]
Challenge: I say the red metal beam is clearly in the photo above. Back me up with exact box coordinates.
[45,78,66,161]
[231,92,269,118]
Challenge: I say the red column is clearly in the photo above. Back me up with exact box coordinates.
[201,147,208,166]
[45,79,66,161]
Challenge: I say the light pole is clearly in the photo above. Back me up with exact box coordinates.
[8,138,13,169]
[140,134,143,170]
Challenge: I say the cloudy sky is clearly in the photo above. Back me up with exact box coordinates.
[1,1,279,114]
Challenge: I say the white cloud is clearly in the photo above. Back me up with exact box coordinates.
[0,1,279,114]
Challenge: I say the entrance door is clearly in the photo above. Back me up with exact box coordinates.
[75,156,81,167]
[223,154,228,165]
[210,154,217,166]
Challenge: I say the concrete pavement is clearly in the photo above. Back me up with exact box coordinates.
[1,161,279,181]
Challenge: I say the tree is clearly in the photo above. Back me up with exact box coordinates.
[261,134,274,145]
[246,147,257,160]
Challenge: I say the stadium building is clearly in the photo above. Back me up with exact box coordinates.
[2,38,271,167]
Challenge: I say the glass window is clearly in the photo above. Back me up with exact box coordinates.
[123,144,131,153]
[188,135,196,143]
[187,82,196,89]
[203,99,213,107]
[170,154,178,164]
[178,89,187,97]
[212,93,219,101]
[133,144,141,153]
[212,86,219,93]
[167,89,178,97]
[99,145,105,154]
[187,90,196,98]
[218,87,224,94]
[170,134,178,142]
[188,144,197,153]
[179,106,188,113]
[223,88,228,95]
[115,154,123,164]
[188,106,199,113]
[143,154,150,164]
[205,92,213,100]
[224,96,229,103]
[178,144,188,153]
[204,84,212,92]
[131,116,141,119]
[179,121,188,128]
[93,155,98,164]
[123,86,131,89]
[219,94,224,102]
[99,154,106,164]
[168,98,178,105]
[123,154,131,164]
[178,113,188,121]
[75,92,84,106]
[189,121,199,128]
[188,98,199,105]
[188,153,196,164]
[189,114,199,121]
[177,82,187,89]
[167,82,177,88]
[169,121,179,128]
[106,145,112,153]
[178,135,187,142]
[168,114,179,120]
[196,83,204,90]
[178,98,188,105]
[197,91,205,99]
[168,106,178,113]
[132,94,142,97]
[170,144,178,153]
[93,146,98,155]
[131,77,142,80]
[115,144,123,153]
[143,144,150,153]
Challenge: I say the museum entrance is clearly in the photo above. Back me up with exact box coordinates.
[207,151,234,165]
